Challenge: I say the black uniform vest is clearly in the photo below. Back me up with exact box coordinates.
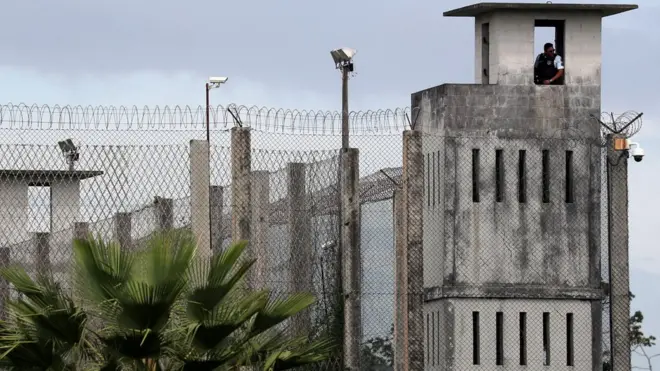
[534,53,558,83]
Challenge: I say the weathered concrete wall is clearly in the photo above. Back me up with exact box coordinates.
[473,11,603,86]
[424,299,592,370]
[50,181,81,233]
[413,82,603,370]
[0,182,28,245]
[411,84,601,139]
[413,83,601,293]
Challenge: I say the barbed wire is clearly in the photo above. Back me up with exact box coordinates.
[0,103,412,135]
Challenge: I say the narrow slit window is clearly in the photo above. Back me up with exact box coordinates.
[565,150,574,203]
[436,311,440,366]
[437,151,441,204]
[472,149,480,203]
[566,313,574,366]
[495,149,504,202]
[543,312,551,366]
[519,312,527,365]
[427,153,431,207]
[431,311,436,366]
[496,312,504,365]
[542,150,550,203]
[432,152,436,207]
[482,22,490,83]
[426,313,430,364]
[473,311,480,365]
[518,150,527,203]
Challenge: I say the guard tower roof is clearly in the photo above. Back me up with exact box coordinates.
[444,2,638,17]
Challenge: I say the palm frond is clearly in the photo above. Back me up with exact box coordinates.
[250,293,315,336]
[186,240,256,322]
[262,336,337,371]
[73,235,135,304]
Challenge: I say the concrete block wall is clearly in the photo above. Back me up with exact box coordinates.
[422,136,595,288]
[473,11,603,86]
[424,299,593,370]
[412,83,603,370]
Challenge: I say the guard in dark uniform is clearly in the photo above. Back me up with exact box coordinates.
[534,42,565,85]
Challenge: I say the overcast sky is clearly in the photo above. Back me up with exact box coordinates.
[0,0,658,367]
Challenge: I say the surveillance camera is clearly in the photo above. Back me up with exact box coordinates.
[208,76,228,84]
[629,142,644,162]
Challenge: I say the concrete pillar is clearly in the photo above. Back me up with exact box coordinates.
[210,186,223,254]
[402,130,424,371]
[393,188,406,371]
[231,127,251,244]
[190,140,211,257]
[113,212,132,250]
[0,182,28,246]
[35,232,50,273]
[50,180,81,233]
[606,134,630,371]
[154,196,173,231]
[0,248,9,317]
[340,148,361,371]
[74,222,89,240]
[288,163,312,336]
[251,171,269,288]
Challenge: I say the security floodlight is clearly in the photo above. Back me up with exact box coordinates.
[205,76,229,141]
[58,138,79,171]
[208,76,228,88]
[330,48,356,67]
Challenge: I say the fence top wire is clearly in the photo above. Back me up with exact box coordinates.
[0,103,412,135]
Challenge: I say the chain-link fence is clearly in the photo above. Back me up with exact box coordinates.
[0,103,632,370]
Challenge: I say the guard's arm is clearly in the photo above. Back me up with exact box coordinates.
[549,56,566,83]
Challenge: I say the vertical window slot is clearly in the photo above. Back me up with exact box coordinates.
[427,153,430,207]
[567,313,574,366]
[542,150,550,203]
[473,311,480,365]
[519,312,527,365]
[496,312,504,365]
[472,149,480,203]
[565,150,574,203]
[518,150,527,203]
[496,149,504,202]
[543,312,551,365]
[432,152,436,207]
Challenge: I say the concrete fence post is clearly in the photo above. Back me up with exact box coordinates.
[0,248,8,318]
[154,196,174,231]
[251,171,269,289]
[340,148,361,371]
[113,212,132,250]
[35,232,50,272]
[210,186,224,254]
[230,127,251,244]
[288,162,312,336]
[606,134,631,371]
[393,188,406,371]
[190,140,211,257]
[402,130,424,371]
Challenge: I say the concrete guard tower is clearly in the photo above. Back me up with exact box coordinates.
[0,169,103,264]
[410,2,637,371]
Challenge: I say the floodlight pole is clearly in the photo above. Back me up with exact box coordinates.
[341,65,349,149]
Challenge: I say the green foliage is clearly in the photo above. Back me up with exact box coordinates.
[361,325,393,370]
[0,230,335,370]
